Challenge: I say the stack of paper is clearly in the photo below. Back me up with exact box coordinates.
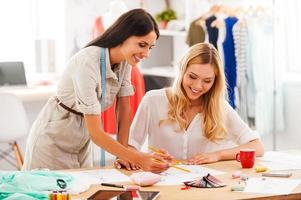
[258,151,301,171]
[243,177,301,195]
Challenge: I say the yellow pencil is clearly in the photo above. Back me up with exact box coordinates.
[148,146,191,173]
[148,146,182,164]
[170,164,191,173]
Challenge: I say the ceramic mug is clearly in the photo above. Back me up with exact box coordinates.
[236,149,256,168]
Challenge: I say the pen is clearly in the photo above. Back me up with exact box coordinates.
[101,183,124,188]
[101,183,141,191]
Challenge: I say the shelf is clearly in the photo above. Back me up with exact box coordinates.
[159,29,187,37]
[140,66,177,78]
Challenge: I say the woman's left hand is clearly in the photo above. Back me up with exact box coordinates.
[186,152,221,165]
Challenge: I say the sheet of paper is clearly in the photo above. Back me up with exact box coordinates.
[258,151,301,170]
[243,177,301,195]
[99,169,131,182]
[156,165,225,185]
[67,169,131,194]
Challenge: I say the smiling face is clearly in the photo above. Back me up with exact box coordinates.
[182,63,215,104]
[119,31,157,66]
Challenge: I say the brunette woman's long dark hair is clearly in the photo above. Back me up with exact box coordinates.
[85,8,159,48]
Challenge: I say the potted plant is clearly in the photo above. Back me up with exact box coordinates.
[155,8,177,29]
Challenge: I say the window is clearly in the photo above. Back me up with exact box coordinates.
[0,0,65,75]
[0,0,35,73]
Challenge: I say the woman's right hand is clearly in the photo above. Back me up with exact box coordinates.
[114,158,141,171]
[136,152,170,174]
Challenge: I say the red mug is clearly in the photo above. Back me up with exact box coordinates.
[236,149,256,168]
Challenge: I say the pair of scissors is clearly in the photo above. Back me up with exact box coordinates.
[57,179,67,189]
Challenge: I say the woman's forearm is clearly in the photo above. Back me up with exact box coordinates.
[84,115,140,163]
[117,96,131,146]
[216,139,264,161]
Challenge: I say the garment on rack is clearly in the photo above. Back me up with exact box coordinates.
[222,16,238,108]
[247,14,284,135]
[186,17,206,47]
[205,15,219,49]
[233,18,255,124]
[216,16,226,66]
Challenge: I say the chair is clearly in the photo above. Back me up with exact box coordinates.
[0,93,29,170]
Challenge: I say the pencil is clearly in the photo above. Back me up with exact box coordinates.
[170,164,191,173]
[148,146,191,173]
[148,146,182,164]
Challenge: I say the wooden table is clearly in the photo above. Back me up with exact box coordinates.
[71,157,301,200]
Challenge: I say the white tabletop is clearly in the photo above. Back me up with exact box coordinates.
[0,85,56,102]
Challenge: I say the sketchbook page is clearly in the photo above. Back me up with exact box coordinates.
[67,171,99,194]
[156,165,225,185]
[258,151,301,170]
[67,169,131,194]
[99,169,131,182]
[243,177,301,195]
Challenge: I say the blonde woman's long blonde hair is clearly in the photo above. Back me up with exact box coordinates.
[161,43,228,141]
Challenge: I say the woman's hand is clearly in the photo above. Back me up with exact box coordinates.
[114,158,141,171]
[186,152,221,165]
[136,152,170,174]
[152,148,174,163]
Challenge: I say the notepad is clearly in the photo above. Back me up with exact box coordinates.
[258,151,301,170]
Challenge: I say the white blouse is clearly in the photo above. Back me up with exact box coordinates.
[128,89,259,160]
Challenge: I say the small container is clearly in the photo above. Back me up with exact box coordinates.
[255,166,267,173]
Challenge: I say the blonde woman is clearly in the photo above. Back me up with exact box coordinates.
[115,43,264,171]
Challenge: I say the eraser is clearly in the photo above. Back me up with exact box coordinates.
[125,185,141,191]
[231,185,245,191]
[232,171,242,179]
[255,166,267,173]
